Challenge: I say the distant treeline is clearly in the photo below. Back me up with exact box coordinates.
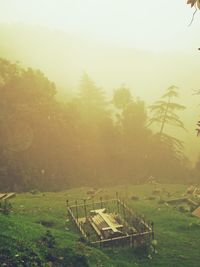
[0,58,199,191]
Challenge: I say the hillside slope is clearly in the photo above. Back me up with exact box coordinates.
[1,184,200,266]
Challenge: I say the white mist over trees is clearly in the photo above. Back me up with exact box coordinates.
[0,58,194,191]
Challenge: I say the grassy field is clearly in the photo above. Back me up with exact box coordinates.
[1,184,200,266]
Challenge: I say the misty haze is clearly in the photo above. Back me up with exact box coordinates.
[0,1,200,267]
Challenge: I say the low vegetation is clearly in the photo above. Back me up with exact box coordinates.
[1,184,200,266]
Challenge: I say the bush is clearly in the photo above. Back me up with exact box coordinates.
[0,240,43,267]
[40,230,56,249]
[62,247,89,267]
[0,230,89,267]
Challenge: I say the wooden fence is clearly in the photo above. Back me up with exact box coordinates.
[67,197,154,248]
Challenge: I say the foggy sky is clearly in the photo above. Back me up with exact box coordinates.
[0,1,200,162]
[0,0,199,51]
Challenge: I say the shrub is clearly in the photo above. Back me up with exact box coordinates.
[62,247,89,267]
[0,240,43,266]
[40,230,56,249]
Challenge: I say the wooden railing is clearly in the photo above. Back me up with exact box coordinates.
[67,197,154,248]
[68,207,88,240]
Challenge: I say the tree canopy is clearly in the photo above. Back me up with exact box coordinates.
[187,0,200,9]
[0,58,193,191]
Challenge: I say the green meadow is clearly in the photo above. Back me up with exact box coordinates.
[1,184,200,266]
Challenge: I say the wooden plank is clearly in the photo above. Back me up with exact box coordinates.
[90,208,106,214]
[3,193,16,200]
[102,225,123,231]
[140,219,152,232]
[88,217,103,239]
[192,207,200,218]
[68,207,88,240]
[92,214,105,227]
[188,198,198,206]
[91,231,151,245]
[94,209,121,233]
[167,197,188,204]
[0,193,7,199]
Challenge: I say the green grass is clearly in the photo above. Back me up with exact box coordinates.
[1,184,200,266]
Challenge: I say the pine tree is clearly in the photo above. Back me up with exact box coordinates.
[149,86,185,135]
[149,86,186,156]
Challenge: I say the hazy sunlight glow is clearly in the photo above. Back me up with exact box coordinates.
[0,0,199,51]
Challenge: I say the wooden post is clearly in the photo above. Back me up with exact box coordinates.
[66,200,69,218]
[123,200,126,219]
[75,200,78,220]
[151,222,154,240]
[84,199,87,219]
[116,192,119,214]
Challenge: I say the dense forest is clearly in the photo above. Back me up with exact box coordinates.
[0,58,198,192]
